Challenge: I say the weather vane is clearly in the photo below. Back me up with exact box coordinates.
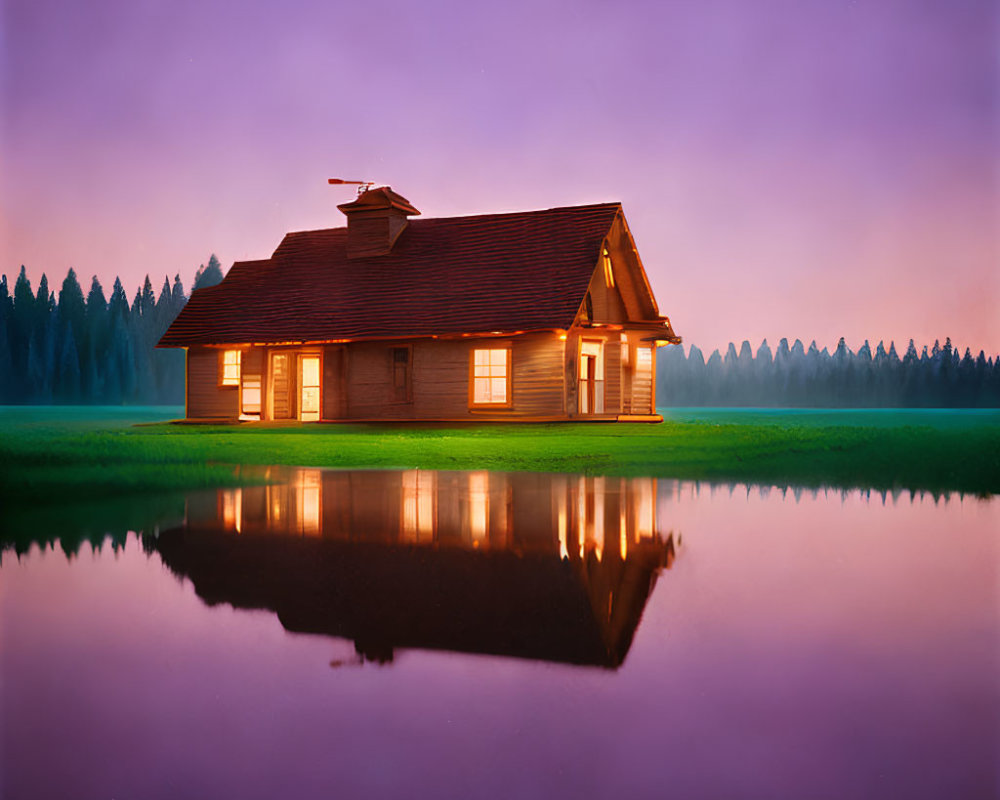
[328,178,376,196]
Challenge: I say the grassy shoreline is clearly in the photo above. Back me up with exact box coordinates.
[1,407,998,508]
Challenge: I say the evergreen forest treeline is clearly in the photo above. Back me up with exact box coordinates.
[1,257,997,408]
[658,339,1000,407]
[0,257,224,404]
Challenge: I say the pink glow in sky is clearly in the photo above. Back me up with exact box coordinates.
[2,0,996,354]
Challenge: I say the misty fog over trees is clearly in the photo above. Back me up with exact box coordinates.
[0,257,224,404]
[1,258,997,408]
[658,339,1000,407]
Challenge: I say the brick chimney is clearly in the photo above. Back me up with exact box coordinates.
[337,186,421,258]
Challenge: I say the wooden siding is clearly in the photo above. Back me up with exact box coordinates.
[186,347,238,419]
[585,260,627,325]
[322,345,346,420]
[510,333,565,416]
[631,345,654,414]
[604,335,622,414]
[333,332,567,420]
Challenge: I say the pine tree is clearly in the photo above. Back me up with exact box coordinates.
[11,266,34,398]
[754,339,773,405]
[171,274,186,309]
[57,323,82,402]
[0,275,10,400]
[56,270,86,403]
[854,340,873,406]
[140,275,156,318]
[109,277,129,322]
[193,254,224,290]
[0,301,11,402]
[86,277,109,401]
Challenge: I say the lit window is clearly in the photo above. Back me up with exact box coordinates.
[300,355,320,421]
[220,350,240,386]
[636,346,653,371]
[241,375,261,418]
[603,247,614,287]
[471,347,510,405]
[579,340,605,414]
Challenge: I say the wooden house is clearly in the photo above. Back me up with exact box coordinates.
[158,187,680,422]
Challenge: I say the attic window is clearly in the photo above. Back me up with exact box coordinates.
[603,248,614,287]
[470,347,511,407]
[220,350,241,386]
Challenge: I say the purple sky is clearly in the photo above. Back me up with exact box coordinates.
[2,0,996,354]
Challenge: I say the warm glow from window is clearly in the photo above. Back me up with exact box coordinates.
[602,247,614,287]
[402,470,435,542]
[576,477,606,559]
[620,333,629,365]
[221,350,240,386]
[636,346,653,372]
[472,348,509,405]
[579,341,605,414]
[300,355,321,421]
[555,478,568,560]
[469,471,489,543]
[241,375,261,418]
[634,478,654,539]
[297,469,322,535]
[222,488,242,533]
[268,485,284,526]
[593,476,605,560]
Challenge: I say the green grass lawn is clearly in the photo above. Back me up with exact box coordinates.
[1,407,998,510]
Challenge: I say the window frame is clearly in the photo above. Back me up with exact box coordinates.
[390,344,413,404]
[240,373,262,419]
[468,343,513,410]
[578,338,606,415]
[219,349,241,387]
[297,351,323,422]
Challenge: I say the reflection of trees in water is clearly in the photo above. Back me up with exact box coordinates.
[0,492,186,561]
[0,470,973,564]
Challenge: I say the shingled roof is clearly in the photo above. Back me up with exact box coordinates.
[158,202,624,347]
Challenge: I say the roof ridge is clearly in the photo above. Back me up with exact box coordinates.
[281,201,621,238]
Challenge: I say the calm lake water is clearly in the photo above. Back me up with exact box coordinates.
[2,469,997,799]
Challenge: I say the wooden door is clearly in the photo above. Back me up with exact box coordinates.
[271,353,293,420]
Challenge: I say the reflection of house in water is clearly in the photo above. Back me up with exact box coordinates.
[155,469,676,668]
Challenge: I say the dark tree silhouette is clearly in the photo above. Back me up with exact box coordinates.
[193,254,224,290]
[0,259,217,405]
[657,337,999,408]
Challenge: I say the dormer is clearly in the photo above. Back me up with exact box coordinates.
[337,186,421,259]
